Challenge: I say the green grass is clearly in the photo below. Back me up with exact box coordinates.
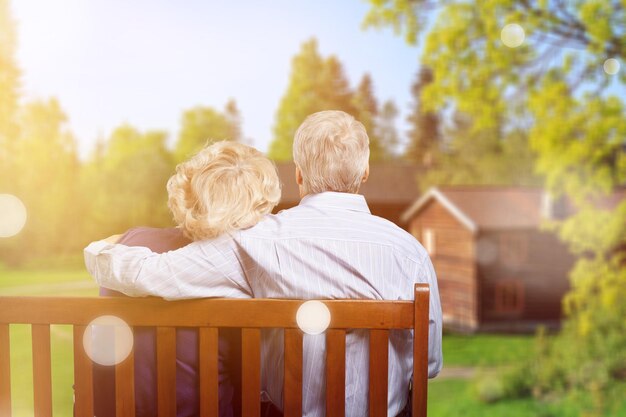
[428,378,626,417]
[9,325,75,417]
[442,333,535,367]
[2,268,95,417]
[0,268,93,289]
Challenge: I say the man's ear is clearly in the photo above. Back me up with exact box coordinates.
[295,165,303,185]
[362,164,370,183]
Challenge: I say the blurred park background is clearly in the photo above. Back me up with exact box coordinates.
[0,0,625,416]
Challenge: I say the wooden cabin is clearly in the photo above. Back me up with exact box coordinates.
[273,162,422,226]
[401,187,577,333]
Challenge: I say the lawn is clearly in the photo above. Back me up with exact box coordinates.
[428,378,626,417]
[442,333,536,367]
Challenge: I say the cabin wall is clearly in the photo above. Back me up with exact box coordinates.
[478,229,573,329]
[408,200,478,331]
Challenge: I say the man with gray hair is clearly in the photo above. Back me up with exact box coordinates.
[85,110,443,417]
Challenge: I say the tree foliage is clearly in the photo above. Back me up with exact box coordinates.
[0,99,81,264]
[364,0,626,408]
[174,100,242,163]
[82,125,174,238]
[405,66,440,167]
[269,38,398,161]
[374,99,400,160]
[0,0,20,190]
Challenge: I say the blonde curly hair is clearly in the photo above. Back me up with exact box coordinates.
[167,141,281,241]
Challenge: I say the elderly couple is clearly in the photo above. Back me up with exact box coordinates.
[85,110,443,417]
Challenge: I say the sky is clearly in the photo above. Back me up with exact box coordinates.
[12,0,421,157]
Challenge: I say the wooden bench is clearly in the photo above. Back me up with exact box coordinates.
[0,283,430,417]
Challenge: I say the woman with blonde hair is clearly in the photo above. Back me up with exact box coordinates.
[93,140,281,417]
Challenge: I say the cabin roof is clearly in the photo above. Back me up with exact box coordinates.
[401,186,626,232]
[275,162,422,205]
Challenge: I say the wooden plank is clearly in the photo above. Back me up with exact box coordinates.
[412,284,430,417]
[368,329,388,417]
[0,297,413,329]
[73,326,93,417]
[32,324,52,417]
[157,327,177,417]
[199,327,219,417]
[0,324,11,417]
[283,329,303,417]
[241,328,260,417]
[115,348,135,417]
[326,329,345,417]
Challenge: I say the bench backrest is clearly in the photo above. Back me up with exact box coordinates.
[0,283,430,417]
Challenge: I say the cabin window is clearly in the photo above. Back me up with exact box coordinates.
[423,228,436,255]
[500,233,528,266]
[494,279,524,314]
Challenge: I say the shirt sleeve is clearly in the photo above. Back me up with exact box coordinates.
[84,236,252,300]
[420,255,444,378]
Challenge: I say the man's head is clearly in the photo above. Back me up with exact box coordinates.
[293,110,370,197]
[167,141,281,241]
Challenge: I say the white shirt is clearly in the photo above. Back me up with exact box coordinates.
[84,192,443,417]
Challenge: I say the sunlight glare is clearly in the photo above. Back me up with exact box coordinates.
[501,24,525,48]
[83,315,134,366]
[296,300,331,335]
[0,194,27,238]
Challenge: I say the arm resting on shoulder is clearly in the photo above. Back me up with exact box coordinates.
[84,236,250,300]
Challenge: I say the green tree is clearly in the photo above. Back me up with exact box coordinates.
[269,38,358,161]
[0,99,81,264]
[366,0,545,187]
[352,73,391,161]
[0,0,20,190]
[374,100,400,160]
[174,100,242,163]
[405,66,440,167]
[363,0,626,409]
[82,125,174,238]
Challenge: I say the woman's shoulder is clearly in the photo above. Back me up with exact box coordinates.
[119,227,191,253]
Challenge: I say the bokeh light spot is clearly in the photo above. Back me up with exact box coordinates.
[501,24,525,48]
[296,300,331,335]
[476,237,498,266]
[0,194,27,238]
[604,58,620,75]
[83,315,134,366]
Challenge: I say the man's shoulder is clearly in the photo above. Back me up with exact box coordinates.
[367,214,428,257]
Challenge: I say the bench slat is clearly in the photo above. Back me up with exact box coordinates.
[412,284,430,417]
[283,328,303,417]
[73,326,93,417]
[115,347,135,417]
[326,329,346,417]
[0,324,11,417]
[157,326,177,417]
[242,328,261,417]
[32,324,52,417]
[199,327,219,417]
[369,329,389,417]
[0,297,413,328]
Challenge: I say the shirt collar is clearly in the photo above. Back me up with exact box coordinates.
[298,192,371,214]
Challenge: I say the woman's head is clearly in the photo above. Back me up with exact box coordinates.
[167,141,281,241]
